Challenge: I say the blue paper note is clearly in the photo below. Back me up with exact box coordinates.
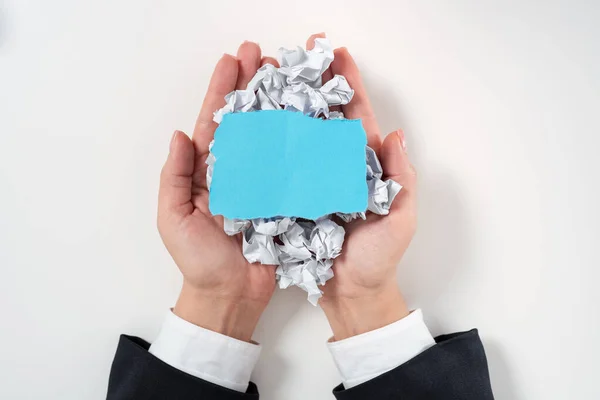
[209,110,368,220]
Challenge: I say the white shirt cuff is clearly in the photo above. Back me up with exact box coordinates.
[148,310,261,393]
[327,309,435,389]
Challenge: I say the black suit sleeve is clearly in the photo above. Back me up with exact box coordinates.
[107,335,259,400]
[332,329,494,400]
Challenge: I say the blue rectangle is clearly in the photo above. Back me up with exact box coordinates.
[209,110,368,220]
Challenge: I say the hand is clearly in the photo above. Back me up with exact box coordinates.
[157,42,280,342]
[307,34,418,340]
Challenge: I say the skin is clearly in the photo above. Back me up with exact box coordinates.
[158,34,417,342]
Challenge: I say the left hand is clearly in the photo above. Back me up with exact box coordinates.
[158,41,280,341]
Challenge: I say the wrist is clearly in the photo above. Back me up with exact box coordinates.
[173,282,264,342]
[320,283,410,341]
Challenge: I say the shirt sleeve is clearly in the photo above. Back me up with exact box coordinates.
[148,310,261,393]
[327,309,436,389]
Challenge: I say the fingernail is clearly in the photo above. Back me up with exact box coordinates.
[396,129,407,152]
[170,130,180,152]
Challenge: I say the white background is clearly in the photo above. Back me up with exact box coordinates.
[1,1,599,399]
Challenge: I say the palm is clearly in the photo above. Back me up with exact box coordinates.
[323,200,415,301]
[160,157,276,306]
[181,183,276,303]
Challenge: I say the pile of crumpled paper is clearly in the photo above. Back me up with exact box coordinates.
[207,39,401,305]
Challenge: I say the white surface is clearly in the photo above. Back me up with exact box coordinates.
[1,1,599,399]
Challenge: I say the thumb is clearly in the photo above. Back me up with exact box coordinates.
[159,130,195,218]
[380,129,415,188]
[379,129,417,211]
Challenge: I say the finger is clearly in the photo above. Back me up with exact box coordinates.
[260,56,280,68]
[380,130,416,212]
[159,131,195,218]
[236,41,261,90]
[193,54,239,156]
[331,47,382,152]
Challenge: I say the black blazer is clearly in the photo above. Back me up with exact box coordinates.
[107,329,494,399]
